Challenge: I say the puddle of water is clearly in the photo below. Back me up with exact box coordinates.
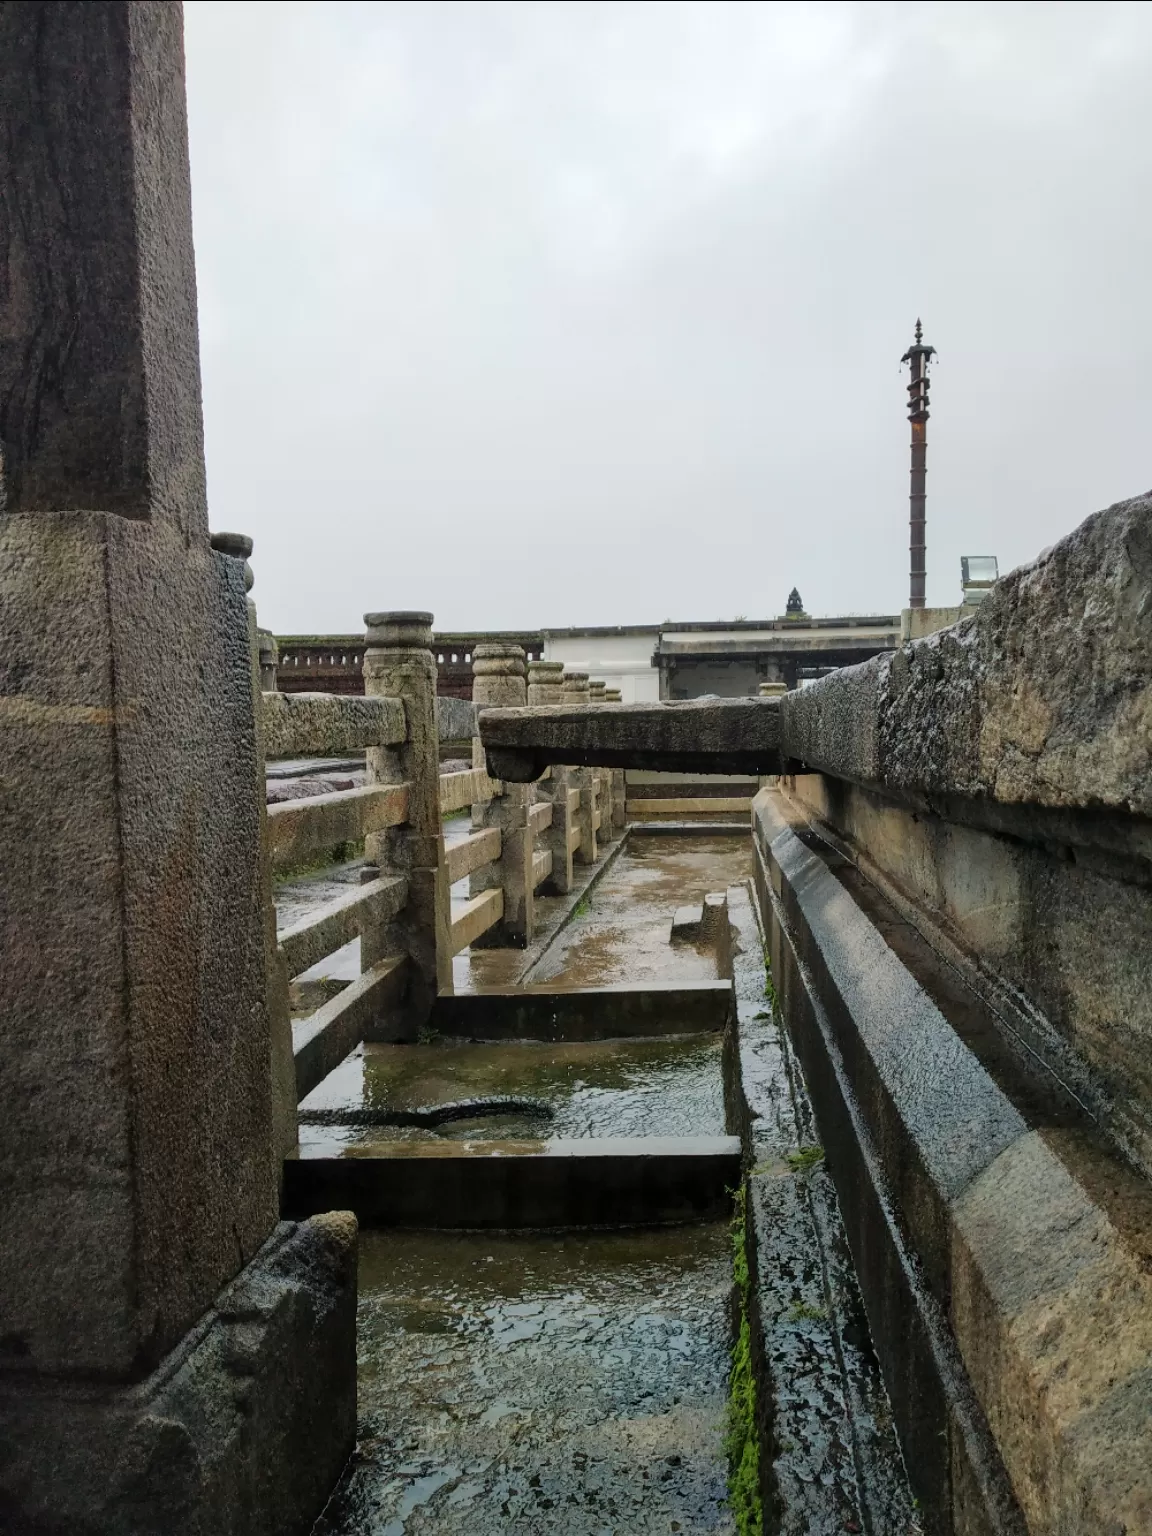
[298,1036,725,1155]
[314,1226,734,1536]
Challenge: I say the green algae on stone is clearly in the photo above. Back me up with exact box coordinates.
[726,1186,763,1536]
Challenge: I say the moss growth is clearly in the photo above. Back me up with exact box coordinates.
[787,1300,828,1323]
[441,806,468,823]
[572,893,591,918]
[785,1145,824,1173]
[273,839,364,884]
[762,950,777,1009]
[727,1186,763,1536]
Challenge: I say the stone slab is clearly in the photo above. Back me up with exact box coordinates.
[0,1215,358,1536]
[781,492,1152,819]
[284,1136,741,1228]
[479,697,782,780]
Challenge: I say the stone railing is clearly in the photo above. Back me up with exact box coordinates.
[258,620,628,1093]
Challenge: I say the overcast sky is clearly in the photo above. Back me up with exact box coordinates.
[184,1,1152,635]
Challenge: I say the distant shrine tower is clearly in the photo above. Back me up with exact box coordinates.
[902,320,936,610]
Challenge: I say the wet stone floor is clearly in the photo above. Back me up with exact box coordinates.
[315,1226,735,1536]
[299,1035,726,1154]
[531,835,754,988]
[293,830,760,1535]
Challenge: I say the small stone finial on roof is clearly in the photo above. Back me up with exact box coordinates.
[785,587,804,616]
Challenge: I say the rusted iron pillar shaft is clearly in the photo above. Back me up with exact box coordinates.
[909,412,927,609]
[902,320,935,611]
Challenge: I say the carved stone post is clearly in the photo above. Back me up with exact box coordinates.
[588,682,616,841]
[229,537,297,1168]
[471,644,534,944]
[529,661,574,893]
[258,627,279,690]
[562,671,598,863]
[362,611,453,1027]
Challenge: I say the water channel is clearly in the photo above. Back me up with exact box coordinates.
[279,832,754,1534]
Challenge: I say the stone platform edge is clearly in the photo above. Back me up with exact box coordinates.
[751,786,1152,1536]
[0,1214,358,1536]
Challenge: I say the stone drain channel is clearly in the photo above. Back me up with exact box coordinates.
[276,831,920,1534]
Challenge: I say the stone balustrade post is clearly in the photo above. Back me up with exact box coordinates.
[600,689,628,831]
[528,661,574,893]
[257,627,279,691]
[471,644,534,944]
[563,671,599,863]
[229,539,297,1169]
[362,611,453,1028]
[588,681,616,842]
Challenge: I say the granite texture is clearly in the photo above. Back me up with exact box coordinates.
[481,697,782,780]
[0,1216,359,1536]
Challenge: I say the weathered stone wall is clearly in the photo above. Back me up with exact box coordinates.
[778,491,1152,1176]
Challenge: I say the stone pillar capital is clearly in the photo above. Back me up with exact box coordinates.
[364,611,434,649]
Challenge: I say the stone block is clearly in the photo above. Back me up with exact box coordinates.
[782,492,1152,818]
[480,697,782,780]
[0,1215,359,1536]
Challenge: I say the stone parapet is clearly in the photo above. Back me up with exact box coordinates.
[781,493,1151,820]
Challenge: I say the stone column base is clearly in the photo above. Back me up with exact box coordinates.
[0,1214,358,1536]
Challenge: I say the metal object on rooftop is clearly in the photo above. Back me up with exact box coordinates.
[961,555,998,606]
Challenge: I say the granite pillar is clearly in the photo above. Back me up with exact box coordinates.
[563,672,598,863]
[361,611,453,1026]
[471,645,534,944]
[528,662,575,893]
[0,9,355,1528]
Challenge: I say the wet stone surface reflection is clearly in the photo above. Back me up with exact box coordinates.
[298,1036,726,1155]
[315,1226,734,1536]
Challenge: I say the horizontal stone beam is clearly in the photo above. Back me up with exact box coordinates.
[438,766,499,814]
[435,694,476,743]
[627,797,752,816]
[532,849,553,888]
[293,956,407,1102]
[479,698,783,781]
[780,492,1152,823]
[444,827,501,885]
[277,874,408,979]
[449,887,504,954]
[262,691,405,759]
[267,783,409,873]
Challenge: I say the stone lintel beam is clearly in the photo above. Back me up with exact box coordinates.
[479,698,782,781]
[781,491,1152,829]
